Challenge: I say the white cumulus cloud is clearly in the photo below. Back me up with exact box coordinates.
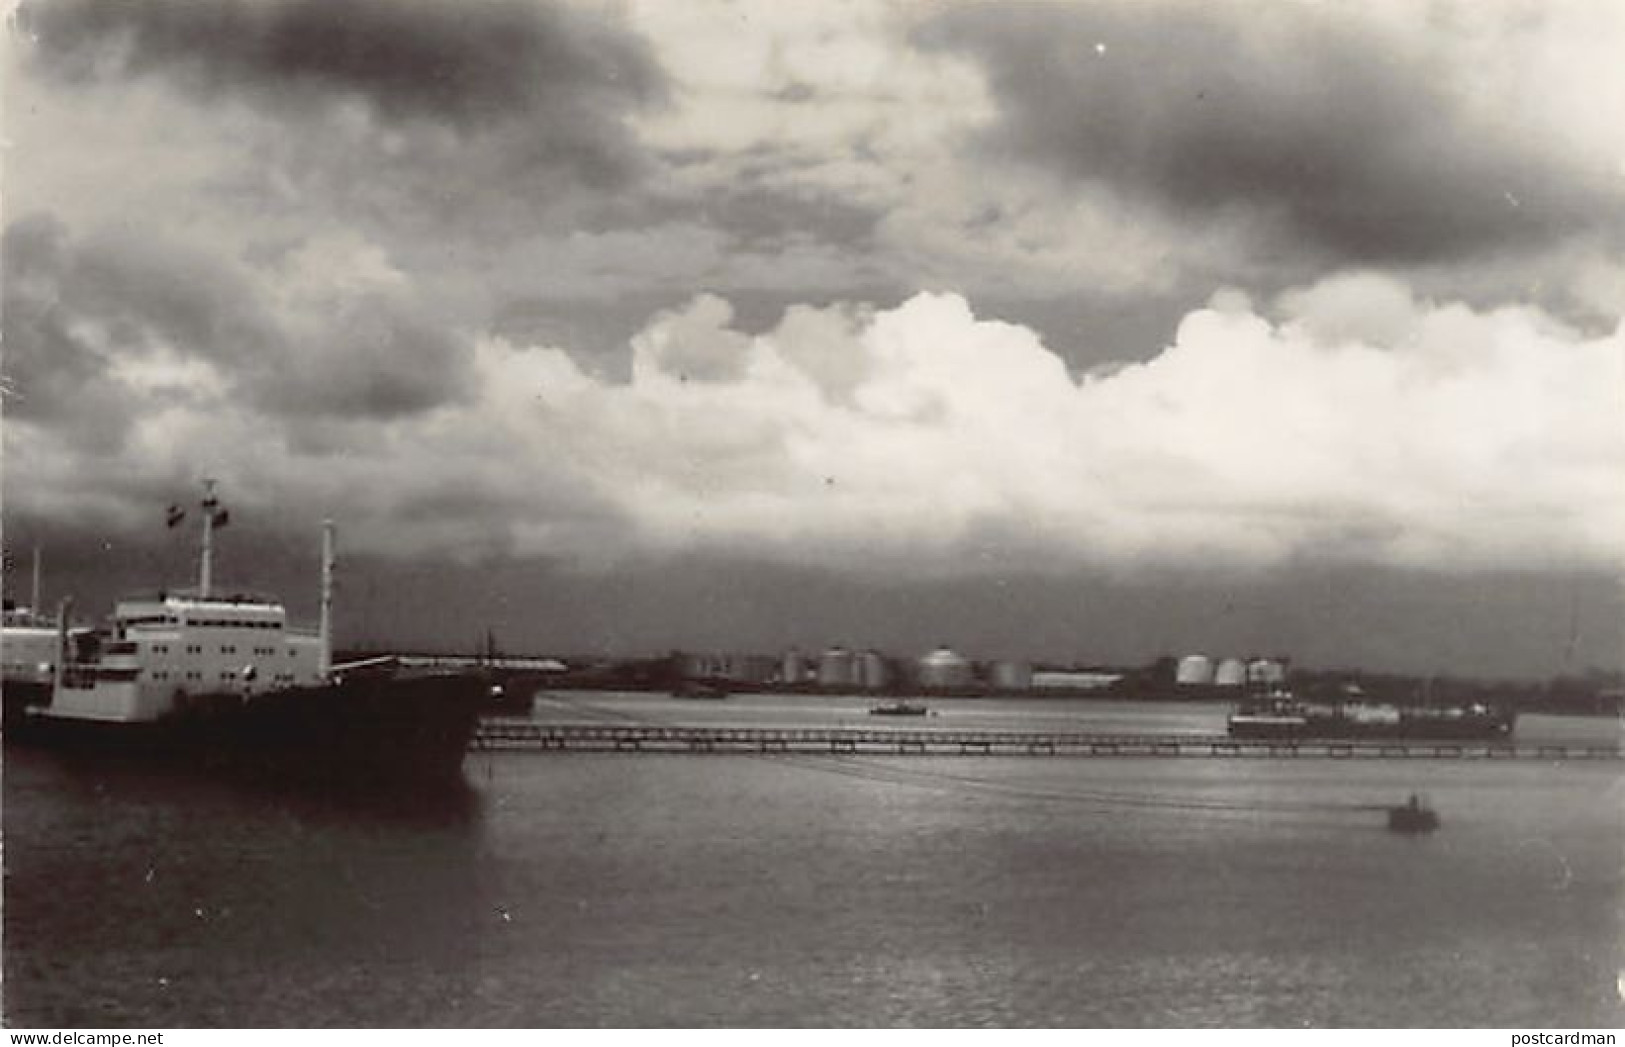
[473,275,1625,572]
[9,274,1622,576]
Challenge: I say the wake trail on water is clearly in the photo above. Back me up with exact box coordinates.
[766,752,1396,817]
[520,694,1404,818]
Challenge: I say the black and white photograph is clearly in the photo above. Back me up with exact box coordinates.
[3,0,1623,1031]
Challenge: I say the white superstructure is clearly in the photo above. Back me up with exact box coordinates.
[47,594,327,724]
[2,613,68,690]
[41,482,338,726]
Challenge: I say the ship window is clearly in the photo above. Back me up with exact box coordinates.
[221,645,236,655]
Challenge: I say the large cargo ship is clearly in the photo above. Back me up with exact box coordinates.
[1227,690,1516,740]
[6,484,482,784]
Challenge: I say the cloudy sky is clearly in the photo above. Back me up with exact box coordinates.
[5,0,1624,676]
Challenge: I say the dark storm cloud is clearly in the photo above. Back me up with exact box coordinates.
[252,300,476,420]
[2,216,141,451]
[1,214,476,429]
[919,2,1621,264]
[20,0,667,182]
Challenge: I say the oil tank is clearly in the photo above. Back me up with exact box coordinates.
[817,646,857,688]
[1246,658,1287,687]
[1175,654,1215,686]
[917,646,972,689]
[780,647,807,685]
[857,650,890,690]
[991,660,1033,691]
[1214,657,1247,687]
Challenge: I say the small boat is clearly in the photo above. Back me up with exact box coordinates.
[1387,794,1441,833]
[483,681,534,715]
[869,700,931,717]
[478,631,533,714]
[1226,695,1310,738]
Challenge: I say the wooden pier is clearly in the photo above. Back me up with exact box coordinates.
[472,720,1622,760]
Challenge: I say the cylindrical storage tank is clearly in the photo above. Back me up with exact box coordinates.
[780,648,806,685]
[1214,657,1247,687]
[991,660,1033,691]
[1176,654,1215,686]
[917,646,972,689]
[817,646,857,688]
[1246,658,1286,686]
[857,650,890,690]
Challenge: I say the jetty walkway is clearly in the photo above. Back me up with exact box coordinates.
[472,720,1622,760]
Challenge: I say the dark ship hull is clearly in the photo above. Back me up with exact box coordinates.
[672,680,731,700]
[9,671,484,786]
[2,679,52,731]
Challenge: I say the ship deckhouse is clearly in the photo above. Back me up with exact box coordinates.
[43,482,338,726]
[51,594,327,723]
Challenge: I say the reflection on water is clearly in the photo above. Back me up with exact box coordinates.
[5,709,1623,1028]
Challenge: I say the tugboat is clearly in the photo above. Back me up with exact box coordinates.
[1224,692,1310,737]
[10,483,483,784]
[1387,794,1441,833]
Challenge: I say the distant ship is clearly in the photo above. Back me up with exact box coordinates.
[2,548,88,727]
[869,699,932,717]
[671,679,730,700]
[6,483,483,784]
[2,604,87,728]
[1227,690,1515,740]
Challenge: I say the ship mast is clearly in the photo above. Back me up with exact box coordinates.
[319,519,335,679]
[199,479,220,598]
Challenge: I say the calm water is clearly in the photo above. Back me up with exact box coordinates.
[4,697,1622,1027]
